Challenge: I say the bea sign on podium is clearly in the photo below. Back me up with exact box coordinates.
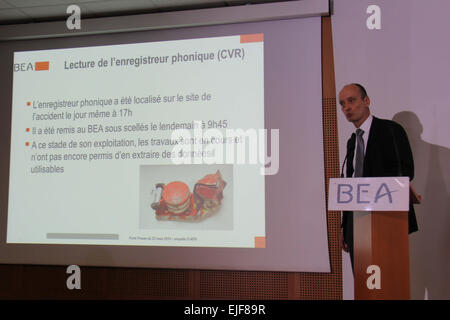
[328,177,409,211]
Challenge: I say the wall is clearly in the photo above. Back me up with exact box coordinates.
[333,0,450,300]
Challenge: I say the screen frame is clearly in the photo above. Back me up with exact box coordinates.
[0,0,331,273]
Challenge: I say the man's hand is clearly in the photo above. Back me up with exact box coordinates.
[340,229,349,252]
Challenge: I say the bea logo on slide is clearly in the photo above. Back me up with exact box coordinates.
[14,63,34,72]
[14,61,50,72]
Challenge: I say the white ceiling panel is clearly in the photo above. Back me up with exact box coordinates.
[19,4,94,19]
[0,8,28,22]
[4,0,81,7]
[84,0,156,15]
[151,0,225,6]
[0,0,290,25]
[0,0,12,9]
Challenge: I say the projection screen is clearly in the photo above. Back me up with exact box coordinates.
[0,5,330,272]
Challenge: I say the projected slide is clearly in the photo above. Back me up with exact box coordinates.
[8,34,265,248]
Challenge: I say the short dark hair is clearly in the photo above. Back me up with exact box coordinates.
[351,83,368,99]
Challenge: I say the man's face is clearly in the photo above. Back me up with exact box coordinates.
[338,85,370,128]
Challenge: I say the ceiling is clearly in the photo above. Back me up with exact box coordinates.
[0,0,293,25]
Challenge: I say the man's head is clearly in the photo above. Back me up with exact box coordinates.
[338,83,371,128]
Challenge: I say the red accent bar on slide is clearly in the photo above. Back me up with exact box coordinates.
[240,34,264,43]
[35,61,49,71]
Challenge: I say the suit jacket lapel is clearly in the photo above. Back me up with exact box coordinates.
[346,133,355,177]
[363,116,379,176]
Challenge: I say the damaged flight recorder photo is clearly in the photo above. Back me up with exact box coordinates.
[151,170,227,222]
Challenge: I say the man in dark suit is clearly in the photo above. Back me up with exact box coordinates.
[338,83,418,269]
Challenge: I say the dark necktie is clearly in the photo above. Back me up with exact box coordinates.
[354,129,365,177]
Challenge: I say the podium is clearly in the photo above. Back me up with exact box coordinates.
[329,177,420,300]
[353,209,409,299]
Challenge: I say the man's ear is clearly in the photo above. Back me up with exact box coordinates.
[363,95,370,107]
